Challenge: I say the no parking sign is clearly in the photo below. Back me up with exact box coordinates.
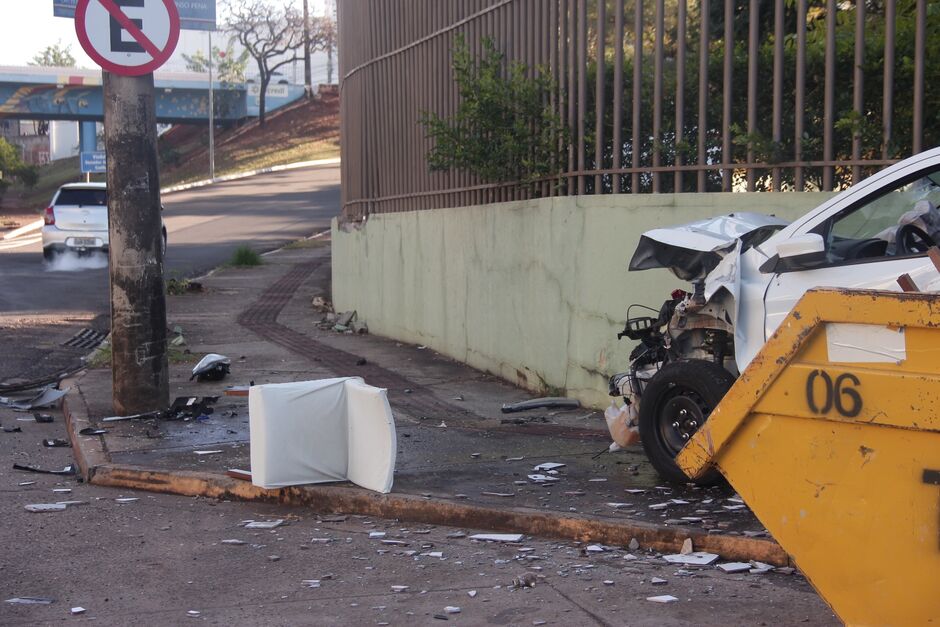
[74,0,180,76]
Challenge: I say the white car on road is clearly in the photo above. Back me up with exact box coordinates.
[41,182,166,262]
[615,147,940,484]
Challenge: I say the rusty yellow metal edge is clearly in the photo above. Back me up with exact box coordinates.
[677,287,940,478]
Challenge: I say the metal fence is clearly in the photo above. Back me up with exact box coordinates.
[339,0,936,221]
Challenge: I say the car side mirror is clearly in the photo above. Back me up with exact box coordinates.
[760,233,826,273]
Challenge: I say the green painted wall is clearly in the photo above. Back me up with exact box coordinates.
[332,192,837,407]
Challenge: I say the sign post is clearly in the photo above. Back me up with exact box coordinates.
[75,0,180,414]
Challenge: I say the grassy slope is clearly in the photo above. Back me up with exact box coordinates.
[2,93,339,218]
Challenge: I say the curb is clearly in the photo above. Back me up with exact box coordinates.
[62,381,791,567]
[161,157,341,195]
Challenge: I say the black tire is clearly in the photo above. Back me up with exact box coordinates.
[639,359,736,485]
[43,247,57,263]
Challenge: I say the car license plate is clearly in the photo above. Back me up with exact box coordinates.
[72,237,97,247]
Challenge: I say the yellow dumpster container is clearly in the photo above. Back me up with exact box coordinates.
[677,288,940,626]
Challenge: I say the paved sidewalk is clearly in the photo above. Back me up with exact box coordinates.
[70,237,780,559]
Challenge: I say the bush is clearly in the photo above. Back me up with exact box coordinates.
[230,245,262,266]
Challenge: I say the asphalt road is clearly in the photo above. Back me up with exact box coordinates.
[0,165,340,386]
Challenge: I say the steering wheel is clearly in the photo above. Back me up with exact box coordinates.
[896,223,936,255]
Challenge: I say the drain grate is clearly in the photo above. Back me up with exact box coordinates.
[63,328,107,350]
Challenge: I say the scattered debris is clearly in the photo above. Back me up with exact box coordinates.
[78,427,107,436]
[470,533,524,543]
[511,573,537,589]
[650,577,668,585]
[18,481,35,486]
[245,519,285,529]
[749,561,775,574]
[680,538,693,555]
[115,498,139,504]
[226,469,252,481]
[24,503,67,513]
[603,580,615,586]
[467,590,477,598]
[501,397,581,414]
[5,597,55,605]
[100,410,162,423]
[190,354,231,382]
[302,580,321,588]
[33,413,54,423]
[2,425,22,433]
[193,450,223,456]
[480,492,515,498]
[391,585,409,593]
[0,386,68,410]
[42,439,69,448]
[585,545,606,553]
[369,531,387,539]
[444,606,461,614]
[311,296,333,313]
[221,539,246,546]
[187,610,201,617]
[71,607,86,615]
[717,562,752,573]
[52,488,71,494]
[527,474,560,484]
[646,595,678,603]
[628,538,640,551]
[268,555,280,562]
[13,463,75,476]
[532,462,565,471]
[166,396,218,421]
[663,552,720,566]
[505,457,524,462]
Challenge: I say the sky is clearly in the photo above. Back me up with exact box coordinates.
[0,0,333,80]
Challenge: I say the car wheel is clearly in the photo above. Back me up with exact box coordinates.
[638,360,735,485]
[43,247,57,263]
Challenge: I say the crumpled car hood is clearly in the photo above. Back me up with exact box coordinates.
[629,212,789,281]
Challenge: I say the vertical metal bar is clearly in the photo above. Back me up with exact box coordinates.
[852,0,865,183]
[675,0,687,193]
[632,0,643,193]
[613,0,624,193]
[795,0,806,191]
[697,0,709,192]
[772,0,783,190]
[595,0,606,193]
[823,0,836,191]
[721,0,733,191]
[652,0,664,193]
[568,0,577,193]
[746,0,758,191]
[577,0,587,194]
[913,0,925,154]
[882,0,895,161]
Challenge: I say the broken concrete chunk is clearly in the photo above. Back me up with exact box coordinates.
[628,538,640,551]
[717,562,752,573]
[335,311,357,327]
[749,561,775,574]
[663,552,720,566]
[650,577,668,585]
[680,538,693,555]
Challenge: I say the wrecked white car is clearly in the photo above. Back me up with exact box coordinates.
[612,147,940,484]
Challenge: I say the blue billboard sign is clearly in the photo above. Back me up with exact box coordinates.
[80,151,106,174]
[54,0,216,31]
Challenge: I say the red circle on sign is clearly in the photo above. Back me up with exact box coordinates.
[75,0,181,76]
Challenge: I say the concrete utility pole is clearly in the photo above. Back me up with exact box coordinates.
[102,71,169,415]
[303,0,312,97]
[208,31,216,180]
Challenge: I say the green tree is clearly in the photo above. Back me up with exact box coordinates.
[0,138,38,204]
[183,44,249,84]
[421,36,569,185]
[29,42,76,67]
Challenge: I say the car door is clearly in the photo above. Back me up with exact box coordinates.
[763,165,940,340]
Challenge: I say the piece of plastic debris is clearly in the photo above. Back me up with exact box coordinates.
[717,562,752,573]
[100,409,163,423]
[532,462,566,471]
[588,478,608,482]
[13,463,75,476]
[527,474,560,483]
[33,413,54,423]
[5,597,55,605]
[302,580,321,588]
[115,497,139,503]
[42,439,69,448]
[24,503,67,513]
[52,488,71,494]
[505,457,524,462]
[268,555,280,562]
[187,610,201,617]
[245,519,284,529]
[420,551,443,558]
[470,533,524,543]
[625,488,646,494]
[649,502,670,510]
[467,590,477,598]
[680,538,694,555]
[646,595,678,603]
[391,586,409,593]
[511,573,538,589]
[663,552,720,566]
[193,450,223,456]
[444,606,461,614]
[447,532,467,539]
[2,426,22,433]
[480,492,515,498]
[382,540,408,546]
[0,386,68,410]
[623,554,638,561]
[221,539,246,545]
[71,607,86,615]
[501,397,581,414]
[191,354,231,382]
[651,577,668,585]
[585,545,605,553]
[749,561,775,574]
[607,502,631,509]
[18,481,35,486]
[78,427,107,436]
[369,531,387,539]
[723,504,747,511]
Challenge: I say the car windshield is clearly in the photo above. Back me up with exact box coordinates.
[55,189,107,206]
